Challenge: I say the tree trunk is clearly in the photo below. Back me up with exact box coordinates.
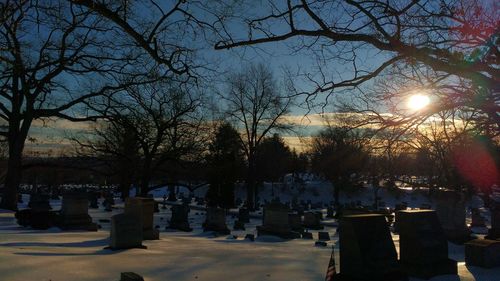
[139,174,150,197]
[1,127,29,210]
[333,179,340,208]
[119,181,130,200]
[246,155,256,210]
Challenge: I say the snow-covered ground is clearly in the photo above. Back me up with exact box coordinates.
[1,183,499,281]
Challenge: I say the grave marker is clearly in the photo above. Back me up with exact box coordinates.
[338,214,406,281]
[397,210,457,279]
[257,202,300,239]
[125,197,159,240]
[203,207,230,235]
[168,204,192,232]
[57,192,98,231]
[109,213,145,250]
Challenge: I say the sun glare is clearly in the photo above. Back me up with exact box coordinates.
[407,94,430,110]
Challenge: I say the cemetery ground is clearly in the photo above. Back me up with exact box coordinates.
[1,184,500,281]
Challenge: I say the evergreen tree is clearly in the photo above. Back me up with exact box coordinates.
[206,123,244,209]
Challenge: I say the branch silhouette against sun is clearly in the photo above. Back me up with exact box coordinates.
[213,0,499,129]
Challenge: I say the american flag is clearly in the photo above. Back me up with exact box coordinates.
[325,246,337,281]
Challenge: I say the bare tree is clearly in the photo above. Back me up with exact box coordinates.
[77,80,206,197]
[309,120,370,207]
[222,63,293,209]
[0,0,212,209]
[214,0,499,129]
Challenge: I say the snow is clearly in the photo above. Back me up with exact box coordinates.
[1,183,500,281]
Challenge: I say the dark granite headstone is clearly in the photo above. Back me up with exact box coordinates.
[486,203,500,239]
[28,194,51,211]
[109,213,145,250]
[318,231,330,241]
[168,204,192,232]
[203,207,230,235]
[302,231,313,239]
[88,192,99,209]
[465,239,500,268]
[120,272,144,281]
[15,209,56,229]
[397,210,457,279]
[244,233,255,241]
[238,208,250,223]
[435,191,471,243]
[288,213,303,232]
[257,202,300,239]
[419,203,431,210]
[125,197,159,240]
[470,208,486,227]
[338,214,406,281]
[326,207,334,218]
[233,220,245,230]
[57,192,98,231]
[315,241,327,247]
[303,212,323,230]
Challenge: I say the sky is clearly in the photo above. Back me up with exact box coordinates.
[18,0,398,156]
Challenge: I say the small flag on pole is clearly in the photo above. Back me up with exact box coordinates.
[325,246,337,281]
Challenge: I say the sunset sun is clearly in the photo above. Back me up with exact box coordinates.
[407,94,430,110]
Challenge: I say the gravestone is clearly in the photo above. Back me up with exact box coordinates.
[238,208,250,223]
[326,207,334,218]
[245,233,255,241]
[104,201,113,212]
[303,212,323,230]
[125,197,159,240]
[486,202,500,239]
[420,203,431,210]
[315,210,323,220]
[315,241,327,247]
[318,231,330,241]
[288,213,303,232]
[120,272,144,281]
[392,203,409,233]
[16,193,56,229]
[235,198,243,206]
[103,194,115,206]
[233,220,245,230]
[15,209,56,229]
[301,231,313,239]
[168,204,192,232]
[88,192,99,209]
[109,213,145,250]
[202,207,230,235]
[465,239,500,268]
[28,194,51,211]
[338,214,406,281]
[470,208,486,227]
[257,202,300,239]
[435,191,471,243]
[57,192,98,231]
[397,210,457,279]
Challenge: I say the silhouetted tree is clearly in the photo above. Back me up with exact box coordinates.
[77,80,205,197]
[0,0,209,209]
[255,134,293,183]
[215,0,499,130]
[310,126,369,207]
[222,63,293,209]
[206,122,244,209]
[74,119,141,199]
